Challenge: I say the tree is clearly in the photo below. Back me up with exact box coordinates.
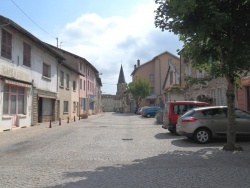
[127,78,150,108]
[155,0,250,151]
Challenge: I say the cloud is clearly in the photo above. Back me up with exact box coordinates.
[57,1,183,94]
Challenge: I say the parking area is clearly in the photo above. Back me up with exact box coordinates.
[1,112,250,187]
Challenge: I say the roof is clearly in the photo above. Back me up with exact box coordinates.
[131,50,180,76]
[0,15,65,61]
[118,65,126,84]
[48,44,99,74]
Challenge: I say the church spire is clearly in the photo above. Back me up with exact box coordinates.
[117,65,126,84]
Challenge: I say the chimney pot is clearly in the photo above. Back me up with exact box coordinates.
[137,59,140,67]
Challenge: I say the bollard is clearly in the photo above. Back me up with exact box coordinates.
[49,120,52,128]
[74,116,76,122]
[59,118,61,126]
[79,115,80,120]
[67,117,69,123]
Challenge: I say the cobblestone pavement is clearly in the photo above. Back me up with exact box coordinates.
[1,112,250,188]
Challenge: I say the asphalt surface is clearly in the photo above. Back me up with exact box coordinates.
[1,112,250,188]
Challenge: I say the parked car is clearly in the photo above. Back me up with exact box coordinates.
[142,106,161,118]
[162,101,210,133]
[138,106,148,115]
[176,106,250,144]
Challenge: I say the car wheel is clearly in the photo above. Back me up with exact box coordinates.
[146,114,151,118]
[193,128,211,144]
[168,128,177,135]
[168,129,174,133]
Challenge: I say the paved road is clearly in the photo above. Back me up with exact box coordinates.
[1,112,250,188]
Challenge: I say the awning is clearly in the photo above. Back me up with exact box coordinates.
[38,94,56,99]
[241,76,250,86]
[5,79,32,88]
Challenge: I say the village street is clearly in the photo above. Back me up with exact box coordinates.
[1,112,250,188]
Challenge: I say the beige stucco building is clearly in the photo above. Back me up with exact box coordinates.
[131,51,181,107]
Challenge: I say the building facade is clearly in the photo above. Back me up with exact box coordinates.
[0,15,102,132]
[131,51,181,107]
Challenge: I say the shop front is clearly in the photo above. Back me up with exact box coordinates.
[32,89,57,124]
[0,78,32,132]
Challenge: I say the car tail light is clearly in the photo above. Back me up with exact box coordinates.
[182,117,197,122]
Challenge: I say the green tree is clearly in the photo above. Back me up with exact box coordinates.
[155,0,250,151]
[127,78,150,108]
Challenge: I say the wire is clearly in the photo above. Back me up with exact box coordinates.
[10,0,57,39]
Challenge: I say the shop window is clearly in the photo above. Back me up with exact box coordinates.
[3,85,25,115]
[23,42,31,67]
[1,29,12,60]
[42,98,53,115]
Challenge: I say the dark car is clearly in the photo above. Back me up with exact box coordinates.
[176,106,250,143]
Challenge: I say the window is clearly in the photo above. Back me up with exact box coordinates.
[84,80,86,90]
[73,80,76,91]
[73,102,76,112]
[66,74,69,88]
[170,71,173,85]
[218,88,225,105]
[80,79,82,89]
[168,59,172,64]
[88,80,89,91]
[1,29,12,59]
[60,71,64,87]
[211,89,216,105]
[149,74,154,82]
[63,101,69,113]
[3,85,25,115]
[150,87,154,95]
[43,63,51,78]
[81,98,86,110]
[80,63,82,71]
[23,42,31,67]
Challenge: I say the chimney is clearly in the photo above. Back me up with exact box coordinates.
[134,64,136,69]
[137,59,140,67]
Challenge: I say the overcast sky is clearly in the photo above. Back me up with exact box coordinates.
[1,0,183,94]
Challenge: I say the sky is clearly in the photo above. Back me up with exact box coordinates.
[0,0,183,95]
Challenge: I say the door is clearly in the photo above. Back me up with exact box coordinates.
[10,95,17,127]
[38,98,43,123]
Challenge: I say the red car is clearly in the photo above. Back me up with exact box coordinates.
[162,101,210,134]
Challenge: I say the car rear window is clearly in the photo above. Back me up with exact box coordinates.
[181,109,195,118]
[173,104,205,115]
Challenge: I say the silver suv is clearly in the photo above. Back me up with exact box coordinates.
[176,106,250,144]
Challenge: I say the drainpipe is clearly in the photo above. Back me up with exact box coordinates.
[180,54,182,86]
